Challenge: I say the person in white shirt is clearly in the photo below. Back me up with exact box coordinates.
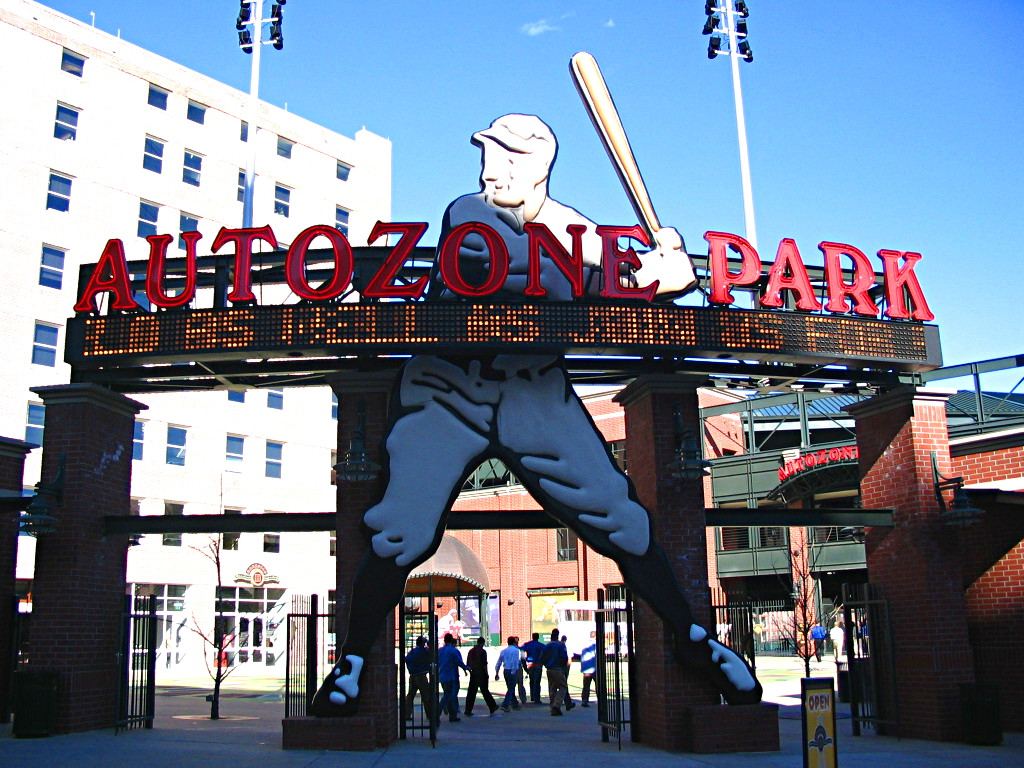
[495,636,523,712]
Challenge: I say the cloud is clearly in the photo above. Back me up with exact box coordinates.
[603,18,615,28]
[521,19,559,36]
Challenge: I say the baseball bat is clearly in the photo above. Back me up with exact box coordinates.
[570,51,661,245]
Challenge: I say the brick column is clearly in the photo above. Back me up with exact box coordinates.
[617,376,777,753]
[27,384,145,733]
[0,437,35,724]
[286,371,397,750]
[846,387,974,741]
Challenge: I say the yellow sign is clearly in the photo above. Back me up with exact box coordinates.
[802,677,837,768]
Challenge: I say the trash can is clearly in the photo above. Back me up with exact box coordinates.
[836,661,850,703]
[960,682,1001,746]
[12,670,58,738]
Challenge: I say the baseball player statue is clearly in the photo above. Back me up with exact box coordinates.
[310,113,762,716]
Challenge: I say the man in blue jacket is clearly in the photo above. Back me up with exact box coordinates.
[437,633,469,722]
[521,632,546,704]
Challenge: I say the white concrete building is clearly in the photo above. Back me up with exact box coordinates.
[1,0,391,676]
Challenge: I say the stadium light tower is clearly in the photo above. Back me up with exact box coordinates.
[236,0,286,230]
[704,0,757,251]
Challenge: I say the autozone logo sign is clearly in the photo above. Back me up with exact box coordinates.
[779,445,859,482]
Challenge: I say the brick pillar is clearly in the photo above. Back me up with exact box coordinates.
[846,387,974,741]
[329,371,397,748]
[27,384,145,733]
[0,437,34,724]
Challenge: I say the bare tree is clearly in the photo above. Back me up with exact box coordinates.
[189,534,236,719]
[789,545,818,678]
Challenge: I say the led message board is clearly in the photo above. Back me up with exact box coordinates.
[66,301,940,371]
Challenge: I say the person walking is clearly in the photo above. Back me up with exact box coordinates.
[580,630,599,707]
[403,635,433,721]
[521,632,546,704]
[561,634,576,709]
[514,636,528,705]
[495,636,522,712]
[437,633,469,722]
[810,621,827,663]
[464,636,499,717]
[541,629,571,716]
[830,620,845,661]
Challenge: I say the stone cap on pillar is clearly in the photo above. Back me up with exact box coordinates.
[614,374,707,409]
[0,436,37,459]
[843,386,956,419]
[325,370,398,396]
[30,383,148,418]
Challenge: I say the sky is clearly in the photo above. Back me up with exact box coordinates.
[40,0,1024,388]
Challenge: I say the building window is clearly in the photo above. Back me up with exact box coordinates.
[331,392,338,420]
[226,435,245,472]
[335,207,350,236]
[162,502,183,547]
[759,527,787,547]
[329,535,337,557]
[719,527,751,551]
[61,48,85,77]
[182,151,203,186]
[147,84,169,110]
[39,245,65,289]
[240,121,248,142]
[25,403,45,445]
[237,170,247,202]
[263,533,280,553]
[143,136,164,173]
[46,172,72,212]
[133,420,145,461]
[179,213,199,250]
[330,450,337,485]
[267,388,283,410]
[608,440,627,474]
[166,425,187,466]
[32,322,59,366]
[186,100,206,124]
[265,441,283,478]
[138,200,159,238]
[277,136,293,158]
[223,508,242,550]
[274,185,290,217]
[336,161,351,181]
[54,103,79,141]
[556,527,578,562]
[228,390,245,403]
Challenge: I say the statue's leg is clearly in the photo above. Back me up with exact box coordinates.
[497,363,762,705]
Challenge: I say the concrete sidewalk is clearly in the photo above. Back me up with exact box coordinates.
[2,658,1019,768]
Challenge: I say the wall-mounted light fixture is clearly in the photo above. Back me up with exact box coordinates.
[931,451,983,526]
[19,455,65,537]
[667,404,712,481]
[333,400,381,482]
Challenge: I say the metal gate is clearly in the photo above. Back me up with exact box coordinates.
[284,594,333,718]
[594,587,634,748]
[398,601,437,745]
[116,594,157,732]
[842,582,899,737]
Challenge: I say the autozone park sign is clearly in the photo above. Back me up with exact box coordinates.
[779,445,860,483]
[73,225,934,320]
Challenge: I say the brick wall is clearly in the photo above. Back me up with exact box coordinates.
[26,384,143,733]
[951,445,1024,486]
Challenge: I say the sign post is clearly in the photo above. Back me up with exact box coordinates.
[802,677,838,768]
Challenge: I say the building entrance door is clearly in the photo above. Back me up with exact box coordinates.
[215,586,287,667]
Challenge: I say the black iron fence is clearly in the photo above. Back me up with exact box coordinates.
[284,594,334,718]
[116,594,157,732]
[594,588,634,747]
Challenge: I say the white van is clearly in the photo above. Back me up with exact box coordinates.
[555,601,629,658]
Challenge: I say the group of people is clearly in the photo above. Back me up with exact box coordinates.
[404,628,601,723]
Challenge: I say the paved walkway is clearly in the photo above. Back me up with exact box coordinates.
[2,657,1020,767]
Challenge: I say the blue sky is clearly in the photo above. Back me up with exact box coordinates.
[42,1,1024,384]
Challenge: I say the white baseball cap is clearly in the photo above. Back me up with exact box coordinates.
[472,114,557,165]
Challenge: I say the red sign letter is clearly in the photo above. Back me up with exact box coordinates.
[524,223,586,298]
[211,226,278,303]
[285,225,354,301]
[819,242,879,316]
[760,238,823,311]
[438,222,509,297]
[74,239,138,312]
[705,231,761,305]
[363,221,429,299]
[146,233,198,309]
[597,225,657,302]
[878,250,934,321]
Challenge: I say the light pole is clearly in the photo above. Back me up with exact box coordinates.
[236,0,286,230]
[704,0,758,252]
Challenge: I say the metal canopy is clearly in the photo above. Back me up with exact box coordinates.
[406,535,490,595]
